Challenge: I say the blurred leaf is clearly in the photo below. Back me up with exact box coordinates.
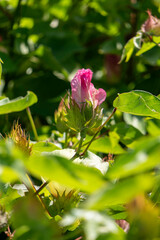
[32,141,60,153]
[107,136,160,179]
[27,151,106,193]
[0,91,37,115]
[0,140,27,182]
[120,38,134,63]
[86,136,125,154]
[136,36,160,57]
[146,119,160,136]
[113,90,160,119]
[136,42,155,56]
[123,113,146,135]
[0,182,20,210]
[110,122,142,146]
[12,195,61,240]
[61,208,125,240]
[85,174,153,210]
[34,45,68,79]
[127,196,160,240]
[99,37,124,55]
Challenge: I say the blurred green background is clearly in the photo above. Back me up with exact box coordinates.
[0,0,160,132]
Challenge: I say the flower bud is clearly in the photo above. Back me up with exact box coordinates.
[71,68,106,109]
[55,69,107,135]
[141,10,160,36]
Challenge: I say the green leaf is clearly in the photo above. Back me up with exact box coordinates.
[136,42,156,56]
[113,90,160,119]
[0,91,37,115]
[107,136,160,179]
[27,151,106,193]
[32,141,60,153]
[110,122,142,146]
[119,38,134,63]
[12,195,61,240]
[85,174,153,210]
[86,136,125,154]
[146,119,160,136]
[0,140,27,182]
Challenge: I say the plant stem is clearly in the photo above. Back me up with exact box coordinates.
[81,107,117,157]
[76,135,84,155]
[34,180,49,196]
[26,174,52,218]
[70,132,85,160]
[26,107,39,142]
[64,131,68,148]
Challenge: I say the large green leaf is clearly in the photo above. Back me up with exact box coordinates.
[113,90,160,119]
[85,174,153,210]
[0,91,37,114]
[27,151,106,193]
[107,136,160,179]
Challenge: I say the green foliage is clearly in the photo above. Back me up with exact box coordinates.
[1,1,160,239]
[113,90,160,119]
[0,91,37,114]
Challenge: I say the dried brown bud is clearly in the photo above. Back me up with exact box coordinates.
[8,121,32,156]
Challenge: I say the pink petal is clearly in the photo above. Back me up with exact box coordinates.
[89,83,106,108]
[71,69,93,106]
[95,88,107,105]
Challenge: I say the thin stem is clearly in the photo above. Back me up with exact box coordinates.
[76,136,84,155]
[81,108,117,157]
[26,174,52,218]
[26,107,39,142]
[64,131,68,148]
[34,180,49,196]
[70,133,85,161]
[81,130,109,148]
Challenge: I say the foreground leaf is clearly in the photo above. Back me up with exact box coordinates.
[107,136,160,179]
[32,141,60,153]
[0,91,37,114]
[113,90,160,119]
[85,174,153,210]
[85,136,125,154]
[0,140,27,182]
[27,152,106,193]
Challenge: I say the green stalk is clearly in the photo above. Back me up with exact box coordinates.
[76,135,84,155]
[81,107,117,157]
[26,107,39,142]
[64,130,68,148]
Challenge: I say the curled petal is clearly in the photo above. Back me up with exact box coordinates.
[89,83,106,108]
[71,69,93,106]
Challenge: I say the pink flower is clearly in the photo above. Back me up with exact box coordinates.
[71,68,106,108]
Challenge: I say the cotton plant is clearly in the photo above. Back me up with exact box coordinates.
[55,68,116,156]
